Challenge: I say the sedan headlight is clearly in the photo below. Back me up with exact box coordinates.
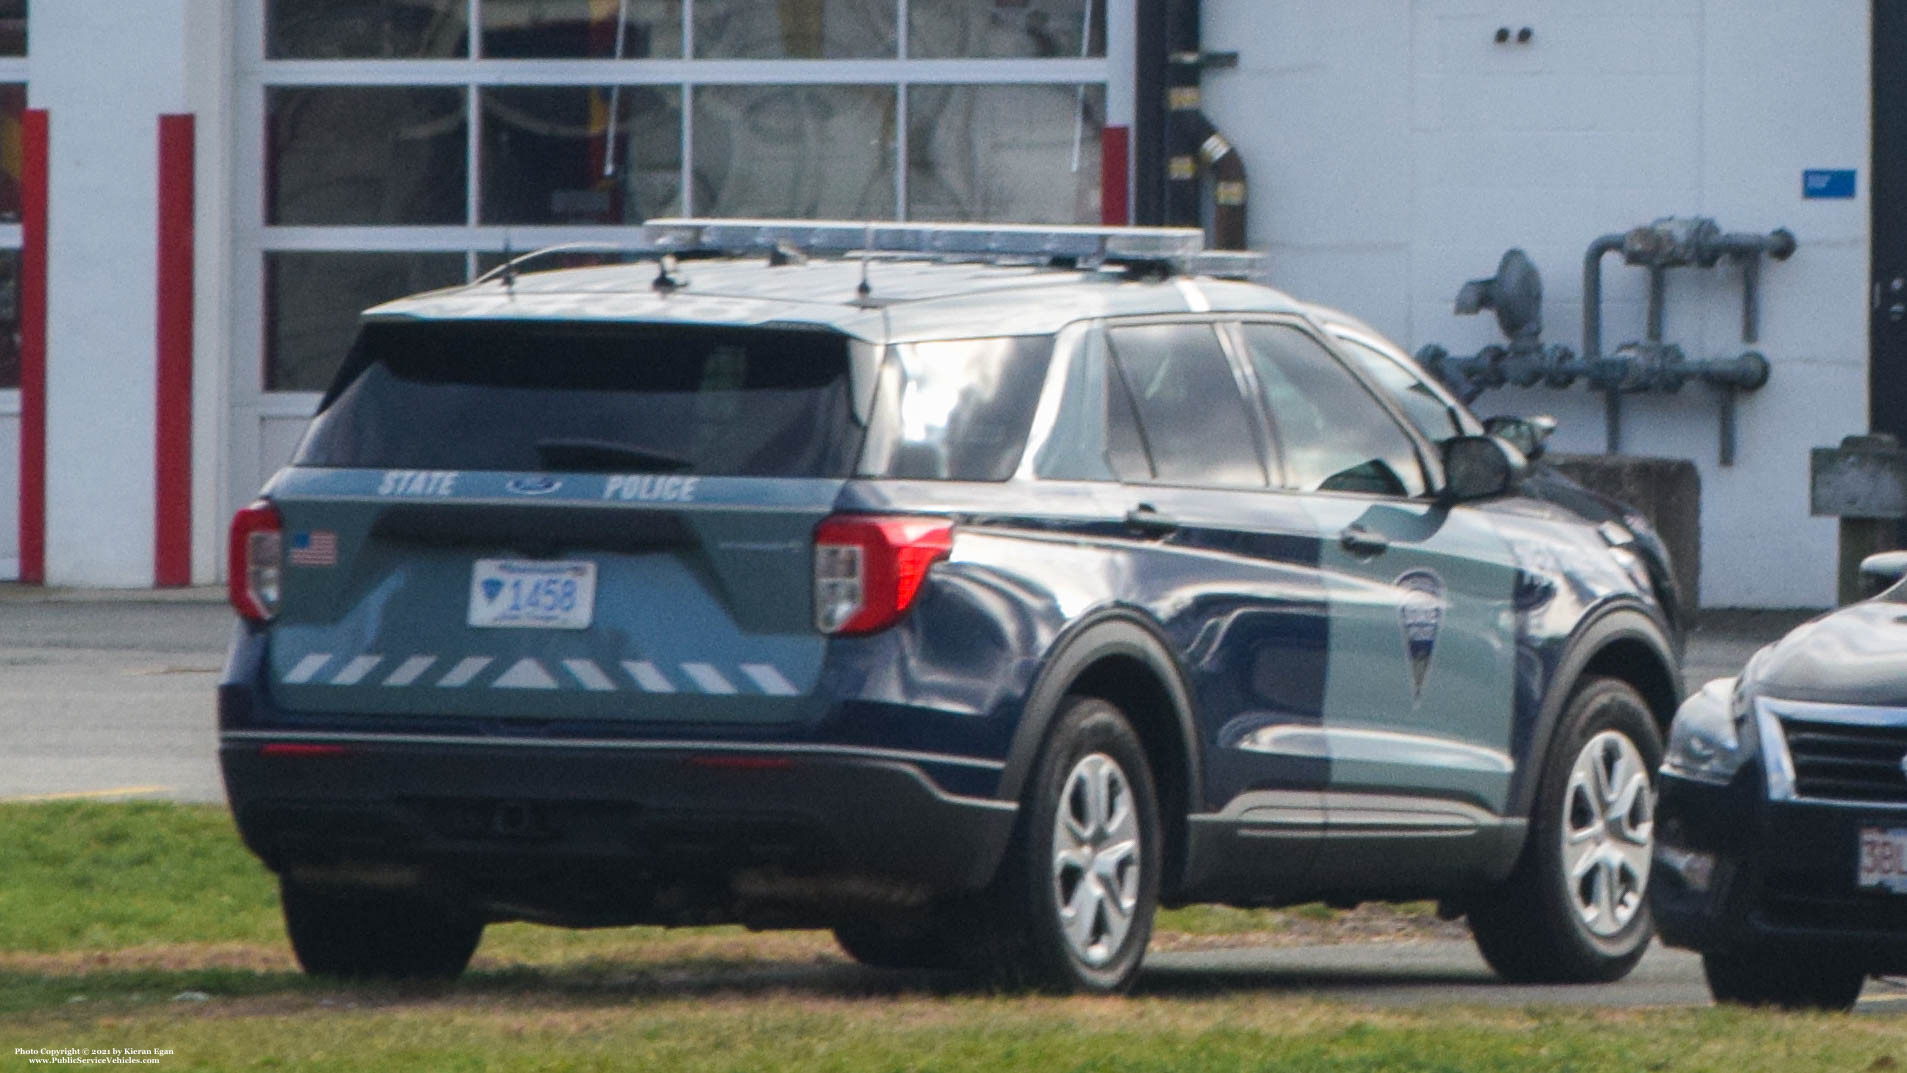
[1664,676,1749,784]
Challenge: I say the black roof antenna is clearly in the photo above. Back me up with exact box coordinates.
[856,221,874,300]
[500,232,516,295]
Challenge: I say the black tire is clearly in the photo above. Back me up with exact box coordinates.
[1469,676,1661,983]
[1703,948,1866,1011]
[984,695,1161,994]
[833,910,968,970]
[281,879,484,981]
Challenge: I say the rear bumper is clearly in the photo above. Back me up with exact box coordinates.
[1652,768,1907,972]
[221,731,1017,926]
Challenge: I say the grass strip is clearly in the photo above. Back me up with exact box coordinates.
[3,992,1905,1072]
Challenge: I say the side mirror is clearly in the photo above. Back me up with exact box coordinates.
[1483,414,1557,461]
[1860,551,1907,598]
[1442,435,1527,502]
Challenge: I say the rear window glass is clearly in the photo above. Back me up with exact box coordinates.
[858,336,1053,481]
[295,320,863,477]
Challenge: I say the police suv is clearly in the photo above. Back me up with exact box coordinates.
[220,220,1681,993]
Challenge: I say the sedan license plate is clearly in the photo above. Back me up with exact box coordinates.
[468,559,596,630]
[1858,827,1907,893]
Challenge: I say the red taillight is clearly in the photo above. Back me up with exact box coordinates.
[259,743,351,758]
[228,500,283,622]
[813,515,954,635]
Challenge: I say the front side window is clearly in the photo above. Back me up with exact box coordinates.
[1106,323,1265,489]
[1241,323,1427,498]
[1331,333,1469,443]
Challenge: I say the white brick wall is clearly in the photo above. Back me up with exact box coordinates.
[1205,0,1869,608]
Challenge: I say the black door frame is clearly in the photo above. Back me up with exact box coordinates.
[1872,1,1907,442]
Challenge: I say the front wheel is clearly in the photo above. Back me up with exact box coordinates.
[988,695,1161,993]
[1470,676,1661,983]
[1703,947,1866,1010]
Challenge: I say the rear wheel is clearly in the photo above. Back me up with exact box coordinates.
[1470,677,1660,983]
[281,879,484,981]
[1703,947,1865,1010]
[987,695,1161,993]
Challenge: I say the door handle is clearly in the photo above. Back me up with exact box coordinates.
[1339,524,1390,558]
[1125,503,1178,534]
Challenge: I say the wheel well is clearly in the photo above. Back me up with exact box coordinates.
[1067,654,1192,897]
[1580,637,1679,740]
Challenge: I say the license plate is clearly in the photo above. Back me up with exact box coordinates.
[1858,827,1907,893]
[468,559,596,630]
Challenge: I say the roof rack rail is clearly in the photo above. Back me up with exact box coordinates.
[470,241,632,286]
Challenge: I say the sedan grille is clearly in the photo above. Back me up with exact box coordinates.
[1780,716,1907,804]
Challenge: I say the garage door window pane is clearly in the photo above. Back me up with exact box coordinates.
[482,86,682,224]
[268,0,467,58]
[0,250,17,388]
[909,0,1103,58]
[908,84,1101,225]
[692,85,895,219]
[693,0,895,58]
[481,0,683,58]
[266,252,468,393]
[0,84,24,223]
[268,87,468,226]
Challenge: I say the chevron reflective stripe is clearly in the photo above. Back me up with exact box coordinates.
[331,655,383,686]
[494,658,560,690]
[279,650,798,695]
[282,653,333,685]
[740,663,798,696]
[680,663,737,695]
[436,656,494,687]
[622,660,677,692]
[562,658,618,692]
[383,655,437,687]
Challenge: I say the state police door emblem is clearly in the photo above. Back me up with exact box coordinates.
[1395,569,1447,703]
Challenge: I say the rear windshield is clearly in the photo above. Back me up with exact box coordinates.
[295,320,863,477]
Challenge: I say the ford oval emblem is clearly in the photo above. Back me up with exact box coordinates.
[505,476,563,496]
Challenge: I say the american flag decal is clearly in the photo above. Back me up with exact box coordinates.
[289,530,338,567]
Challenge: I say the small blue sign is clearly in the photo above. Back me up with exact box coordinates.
[1803,169,1857,199]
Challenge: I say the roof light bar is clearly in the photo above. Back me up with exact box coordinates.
[642,218,1208,263]
[1180,251,1274,282]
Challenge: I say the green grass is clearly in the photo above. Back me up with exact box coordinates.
[5,991,1906,1072]
[0,802,284,951]
[5,803,1905,1072]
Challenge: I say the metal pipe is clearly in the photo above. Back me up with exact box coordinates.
[1582,233,1624,454]
[1581,233,1624,360]
[1162,0,1248,249]
[1647,265,1666,342]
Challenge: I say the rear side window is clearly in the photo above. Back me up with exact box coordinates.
[858,336,1053,481]
[295,320,863,477]
[1106,323,1266,488]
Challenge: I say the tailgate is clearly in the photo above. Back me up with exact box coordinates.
[264,468,840,725]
